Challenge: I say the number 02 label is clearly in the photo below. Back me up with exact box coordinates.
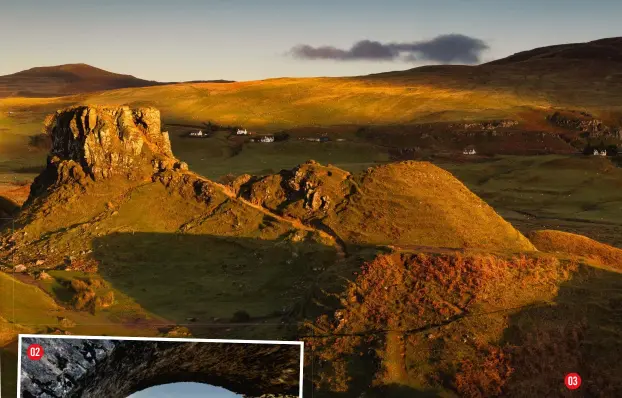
[27,344,44,361]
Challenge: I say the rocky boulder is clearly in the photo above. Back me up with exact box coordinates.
[243,161,345,217]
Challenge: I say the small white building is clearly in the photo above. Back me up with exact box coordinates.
[593,149,607,156]
[463,148,477,155]
[260,135,274,143]
[236,129,248,135]
[190,130,204,137]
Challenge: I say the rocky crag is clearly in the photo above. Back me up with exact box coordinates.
[20,337,300,398]
[2,105,221,269]
[28,105,189,200]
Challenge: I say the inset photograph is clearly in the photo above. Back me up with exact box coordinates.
[18,335,303,398]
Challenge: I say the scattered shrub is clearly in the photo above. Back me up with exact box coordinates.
[70,278,89,293]
[72,288,96,311]
[94,291,115,309]
[58,317,76,328]
[454,346,513,397]
[231,310,251,322]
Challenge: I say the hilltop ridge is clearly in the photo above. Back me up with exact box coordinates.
[0,64,162,98]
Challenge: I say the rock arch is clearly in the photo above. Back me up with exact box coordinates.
[20,337,300,397]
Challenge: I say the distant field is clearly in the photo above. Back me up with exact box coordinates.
[437,155,622,247]
[0,98,59,183]
[1,64,622,249]
[170,130,390,179]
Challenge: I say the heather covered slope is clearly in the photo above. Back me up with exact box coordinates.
[307,251,622,397]
[237,160,535,252]
[529,229,622,269]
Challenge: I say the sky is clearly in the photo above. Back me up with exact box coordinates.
[1,0,621,82]
[128,382,241,397]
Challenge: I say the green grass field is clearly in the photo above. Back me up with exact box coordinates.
[171,131,390,179]
[436,155,622,247]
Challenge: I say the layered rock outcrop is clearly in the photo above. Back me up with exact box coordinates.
[241,161,341,216]
[29,105,188,199]
[20,337,301,398]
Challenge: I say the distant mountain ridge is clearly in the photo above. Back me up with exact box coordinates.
[0,63,234,98]
[485,36,622,65]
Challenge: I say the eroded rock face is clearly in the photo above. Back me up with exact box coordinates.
[20,337,301,398]
[48,105,173,179]
[28,105,188,200]
[244,161,335,214]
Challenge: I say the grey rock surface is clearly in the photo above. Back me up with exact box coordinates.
[20,337,301,398]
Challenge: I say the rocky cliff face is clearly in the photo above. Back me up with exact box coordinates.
[20,337,301,398]
[29,105,188,199]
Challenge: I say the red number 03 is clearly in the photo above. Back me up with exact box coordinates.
[564,373,581,390]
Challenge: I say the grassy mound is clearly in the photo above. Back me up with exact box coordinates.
[528,229,622,269]
[326,162,535,252]
[242,161,535,253]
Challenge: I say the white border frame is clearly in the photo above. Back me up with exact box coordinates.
[17,334,305,397]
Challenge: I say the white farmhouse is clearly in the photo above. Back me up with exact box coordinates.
[593,149,607,156]
[190,130,204,137]
[463,148,476,155]
[236,129,248,135]
[260,135,275,143]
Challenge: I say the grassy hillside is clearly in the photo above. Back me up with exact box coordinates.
[528,229,622,269]
[240,160,534,252]
[325,161,535,252]
[439,155,622,248]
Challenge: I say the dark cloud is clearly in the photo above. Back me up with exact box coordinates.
[290,40,398,61]
[289,34,489,64]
